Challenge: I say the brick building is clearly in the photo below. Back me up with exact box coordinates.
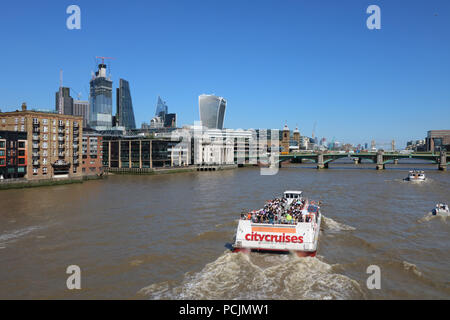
[82,133,104,176]
[0,131,27,179]
[0,103,83,180]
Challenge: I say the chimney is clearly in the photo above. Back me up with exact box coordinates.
[21,102,27,111]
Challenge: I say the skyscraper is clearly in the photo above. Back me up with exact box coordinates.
[73,100,89,128]
[155,96,168,119]
[198,94,226,129]
[55,87,74,115]
[89,63,113,130]
[116,79,136,130]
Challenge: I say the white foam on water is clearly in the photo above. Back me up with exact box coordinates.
[418,212,448,223]
[322,216,356,232]
[138,251,365,300]
[402,261,423,278]
[0,225,42,247]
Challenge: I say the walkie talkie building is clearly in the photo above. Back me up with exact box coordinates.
[198,94,227,129]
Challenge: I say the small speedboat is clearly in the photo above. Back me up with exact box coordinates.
[406,170,425,181]
[433,203,449,216]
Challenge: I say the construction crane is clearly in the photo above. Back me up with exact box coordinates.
[95,56,115,64]
[312,121,317,139]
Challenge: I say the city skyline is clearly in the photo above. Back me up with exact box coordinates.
[0,1,449,146]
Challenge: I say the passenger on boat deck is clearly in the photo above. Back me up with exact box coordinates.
[242,197,311,224]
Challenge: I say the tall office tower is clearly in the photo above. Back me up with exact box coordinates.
[116,79,136,130]
[73,100,89,128]
[55,87,74,115]
[198,94,227,129]
[89,63,113,130]
[155,96,168,119]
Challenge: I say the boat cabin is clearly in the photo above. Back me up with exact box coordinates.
[283,191,303,203]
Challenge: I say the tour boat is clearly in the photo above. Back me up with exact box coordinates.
[232,191,322,257]
[406,170,426,181]
[433,203,449,216]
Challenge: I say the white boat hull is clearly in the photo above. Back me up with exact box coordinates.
[233,216,321,257]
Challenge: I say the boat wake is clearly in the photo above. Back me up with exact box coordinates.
[322,216,356,232]
[0,225,43,248]
[138,251,365,300]
[418,212,448,223]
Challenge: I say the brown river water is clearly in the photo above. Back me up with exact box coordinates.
[0,160,449,299]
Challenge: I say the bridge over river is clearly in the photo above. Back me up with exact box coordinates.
[277,151,448,171]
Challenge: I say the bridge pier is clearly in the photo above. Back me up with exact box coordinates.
[393,159,398,165]
[353,158,360,164]
[376,151,385,170]
[317,152,325,169]
[439,151,447,171]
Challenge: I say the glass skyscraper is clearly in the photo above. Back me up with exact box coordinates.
[198,94,227,129]
[89,63,113,130]
[116,79,136,130]
[155,96,168,119]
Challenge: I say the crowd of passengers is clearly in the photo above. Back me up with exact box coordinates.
[240,197,317,224]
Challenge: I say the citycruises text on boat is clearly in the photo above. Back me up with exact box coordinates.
[233,191,322,257]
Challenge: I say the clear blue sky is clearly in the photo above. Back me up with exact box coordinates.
[0,0,449,147]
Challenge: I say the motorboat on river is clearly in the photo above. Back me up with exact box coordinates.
[232,191,322,257]
[406,170,426,181]
[433,203,449,216]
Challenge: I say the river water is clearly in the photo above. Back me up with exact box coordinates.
[0,161,449,299]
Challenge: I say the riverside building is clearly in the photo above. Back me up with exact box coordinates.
[81,132,103,176]
[0,131,27,179]
[0,103,83,180]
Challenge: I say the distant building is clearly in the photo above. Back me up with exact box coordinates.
[150,116,164,129]
[198,94,227,129]
[155,96,168,119]
[426,130,450,152]
[73,100,89,128]
[55,87,74,115]
[89,63,113,130]
[164,113,176,128]
[116,79,136,130]
[102,136,179,169]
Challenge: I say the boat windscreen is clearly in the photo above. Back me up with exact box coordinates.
[308,205,318,213]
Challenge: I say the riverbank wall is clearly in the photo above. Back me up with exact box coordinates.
[0,174,104,190]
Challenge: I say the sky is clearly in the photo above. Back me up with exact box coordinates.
[0,0,449,147]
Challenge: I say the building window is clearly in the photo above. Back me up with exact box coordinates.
[14,125,18,131]
[33,168,38,175]
[15,118,18,124]
[19,158,25,165]
[43,126,48,133]
[43,167,47,174]
[43,119,48,125]
[18,141,25,148]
